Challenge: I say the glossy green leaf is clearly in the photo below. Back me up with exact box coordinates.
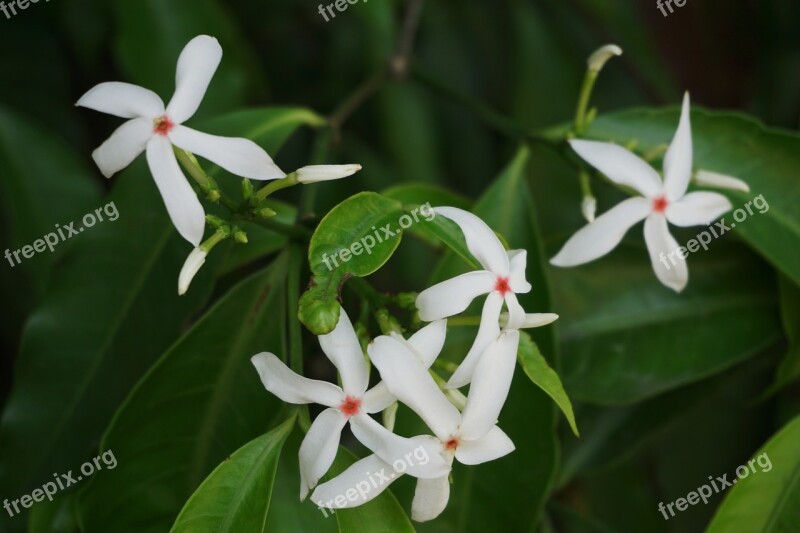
[78,257,288,532]
[171,416,296,533]
[299,192,404,335]
[518,332,579,436]
[706,416,800,532]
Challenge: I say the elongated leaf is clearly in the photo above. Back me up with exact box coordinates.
[770,276,800,392]
[171,416,296,533]
[78,257,288,532]
[706,416,800,532]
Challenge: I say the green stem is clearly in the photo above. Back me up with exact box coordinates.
[199,228,229,253]
[253,172,299,203]
[173,147,239,212]
[574,70,598,135]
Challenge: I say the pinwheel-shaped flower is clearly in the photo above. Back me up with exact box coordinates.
[313,330,518,521]
[76,35,284,247]
[251,308,449,499]
[551,93,738,292]
[416,207,556,388]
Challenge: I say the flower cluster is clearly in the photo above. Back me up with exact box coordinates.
[251,207,558,521]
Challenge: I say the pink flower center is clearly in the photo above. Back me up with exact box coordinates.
[444,437,460,451]
[339,396,362,417]
[652,196,669,213]
[495,276,511,296]
[153,115,175,136]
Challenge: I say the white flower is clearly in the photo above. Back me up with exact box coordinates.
[587,44,622,73]
[251,309,449,500]
[177,247,206,295]
[76,35,285,247]
[551,93,737,292]
[416,207,533,388]
[296,164,362,183]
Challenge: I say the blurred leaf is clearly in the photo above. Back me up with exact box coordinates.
[299,192,403,335]
[518,332,578,436]
[78,257,288,532]
[706,416,800,532]
[769,276,800,392]
[171,415,296,533]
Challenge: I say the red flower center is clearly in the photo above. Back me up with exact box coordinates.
[339,396,362,417]
[495,276,511,296]
[444,437,460,451]
[652,196,668,213]
[153,115,175,136]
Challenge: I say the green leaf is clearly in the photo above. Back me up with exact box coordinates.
[78,257,289,532]
[299,192,404,335]
[586,107,800,287]
[706,416,800,532]
[518,332,579,436]
[770,276,800,392]
[171,416,296,533]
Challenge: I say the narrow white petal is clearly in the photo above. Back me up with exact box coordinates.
[145,136,206,246]
[412,475,451,522]
[459,330,520,441]
[447,292,503,389]
[569,140,663,198]
[170,125,284,180]
[694,170,750,193]
[582,195,597,223]
[91,118,152,178]
[663,92,693,201]
[76,82,164,119]
[455,426,515,465]
[416,271,495,321]
[311,454,398,509]
[318,307,370,396]
[435,207,510,274]
[501,313,559,329]
[666,191,732,227]
[507,250,532,293]
[299,408,347,500]
[251,353,344,407]
[550,197,651,267]
[350,415,450,479]
[643,213,688,292]
[166,35,223,124]
[407,320,448,367]
[369,336,461,440]
[362,382,396,414]
[587,44,622,73]
[503,292,526,331]
[177,247,206,296]
[296,164,362,183]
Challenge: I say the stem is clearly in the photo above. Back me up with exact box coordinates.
[253,172,298,202]
[173,147,239,212]
[573,70,598,135]
[446,316,482,327]
[199,229,229,253]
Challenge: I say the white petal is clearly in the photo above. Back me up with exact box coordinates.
[569,140,663,198]
[550,197,651,267]
[350,414,450,479]
[665,191,732,227]
[643,213,688,292]
[416,271,495,321]
[459,330,520,441]
[368,336,461,440]
[251,353,344,407]
[299,408,347,500]
[455,426,515,465]
[91,118,152,178]
[177,247,206,296]
[447,291,503,389]
[582,195,597,223]
[362,383,396,414]
[503,292,526,331]
[296,164,362,183]
[663,92,693,201]
[318,307,370,396]
[412,475,451,522]
[311,454,398,509]
[435,207,510,274]
[507,250,531,293]
[694,170,750,193]
[501,313,559,329]
[166,35,223,124]
[587,44,622,72]
[76,82,165,119]
[169,125,284,180]
[145,136,206,246]
[407,320,447,367]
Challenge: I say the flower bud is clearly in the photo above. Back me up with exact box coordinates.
[694,170,750,193]
[296,164,362,184]
[587,44,622,73]
[581,196,597,223]
[178,247,207,296]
